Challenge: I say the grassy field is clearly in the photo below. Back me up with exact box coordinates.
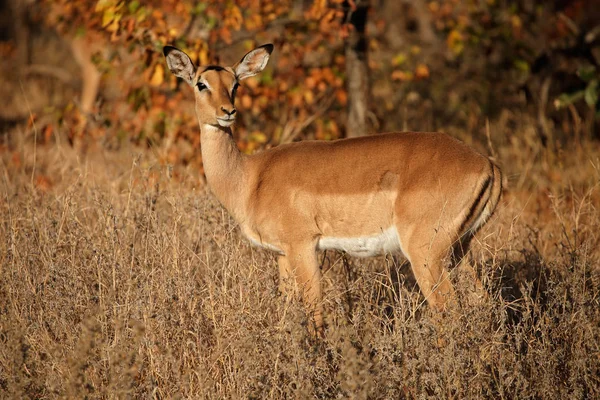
[1,122,599,398]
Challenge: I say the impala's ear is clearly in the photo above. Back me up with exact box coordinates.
[163,46,196,86]
[233,44,274,81]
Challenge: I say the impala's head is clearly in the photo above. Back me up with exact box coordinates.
[163,44,273,129]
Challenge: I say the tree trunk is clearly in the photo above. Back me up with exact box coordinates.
[345,2,369,138]
[411,0,438,46]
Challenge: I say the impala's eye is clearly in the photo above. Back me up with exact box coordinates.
[196,81,207,91]
[232,82,239,97]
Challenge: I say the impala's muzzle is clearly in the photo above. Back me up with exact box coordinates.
[217,117,235,127]
[217,106,236,127]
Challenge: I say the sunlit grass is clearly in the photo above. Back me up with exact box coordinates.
[0,124,599,398]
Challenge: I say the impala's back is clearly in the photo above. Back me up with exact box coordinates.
[243,131,497,255]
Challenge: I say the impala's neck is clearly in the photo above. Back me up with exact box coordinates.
[200,124,247,220]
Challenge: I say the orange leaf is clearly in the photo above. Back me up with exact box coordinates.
[11,151,21,169]
[415,64,430,80]
[391,70,413,81]
[43,124,54,142]
[335,89,347,106]
[150,64,165,86]
[241,95,252,109]
[35,175,53,193]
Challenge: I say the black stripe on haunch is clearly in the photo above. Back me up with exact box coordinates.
[459,169,492,234]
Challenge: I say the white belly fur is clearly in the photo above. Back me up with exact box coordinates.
[246,234,283,253]
[317,227,402,258]
[243,226,402,258]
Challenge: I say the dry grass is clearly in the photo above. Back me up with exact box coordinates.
[0,124,599,399]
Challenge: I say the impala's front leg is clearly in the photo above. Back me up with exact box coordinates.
[280,242,323,336]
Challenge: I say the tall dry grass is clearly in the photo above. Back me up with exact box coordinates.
[0,123,599,398]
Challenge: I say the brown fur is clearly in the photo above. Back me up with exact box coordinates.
[164,44,503,335]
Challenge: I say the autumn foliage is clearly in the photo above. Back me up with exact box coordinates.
[0,0,596,173]
[0,1,587,167]
[29,1,349,167]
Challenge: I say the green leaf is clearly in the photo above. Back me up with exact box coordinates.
[192,3,207,16]
[584,79,598,107]
[392,53,407,67]
[128,0,140,14]
[136,7,147,23]
[513,59,530,73]
[206,16,217,29]
[555,90,584,109]
[75,26,87,38]
[577,65,597,82]
[260,70,274,85]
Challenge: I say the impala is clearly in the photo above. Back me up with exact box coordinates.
[163,44,502,335]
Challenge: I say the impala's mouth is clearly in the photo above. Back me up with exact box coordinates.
[217,117,235,127]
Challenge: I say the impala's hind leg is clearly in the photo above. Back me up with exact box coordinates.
[453,233,487,304]
[279,242,323,336]
[453,233,478,280]
[398,225,455,311]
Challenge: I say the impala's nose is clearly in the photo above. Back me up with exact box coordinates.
[221,106,236,117]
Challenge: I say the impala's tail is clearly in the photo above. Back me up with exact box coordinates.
[485,162,503,221]
[470,160,502,234]
[458,160,502,237]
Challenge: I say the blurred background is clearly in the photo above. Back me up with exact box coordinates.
[0,0,599,175]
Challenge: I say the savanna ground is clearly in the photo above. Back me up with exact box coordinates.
[1,108,599,399]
